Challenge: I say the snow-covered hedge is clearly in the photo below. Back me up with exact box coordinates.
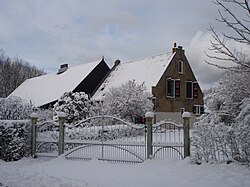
[0,120,31,161]
[37,124,144,142]
[65,125,144,141]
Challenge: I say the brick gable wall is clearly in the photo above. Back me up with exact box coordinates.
[152,46,204,114]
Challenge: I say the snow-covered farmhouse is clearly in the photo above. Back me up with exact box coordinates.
[9,58,110,108]
[10,43,203,123]
[93,44,204,123]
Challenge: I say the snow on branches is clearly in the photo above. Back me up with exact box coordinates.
[0,96,33,120]
[102,80,153,122]
[0,97,33,161]
[0,120,30,161]
[192,70,250,164]
[234,98,250,163]
[195,0,250,164]
[53,92,91,124]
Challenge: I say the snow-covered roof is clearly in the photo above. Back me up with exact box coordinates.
[93,52,175,100]
[9,60,101,107]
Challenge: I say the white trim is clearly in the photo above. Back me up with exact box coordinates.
[193,105,202,115]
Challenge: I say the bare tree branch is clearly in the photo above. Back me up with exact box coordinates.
[206,0,250,72]
[245,0,250,14]
[216,1,250,43]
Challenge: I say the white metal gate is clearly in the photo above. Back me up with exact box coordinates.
[64,116,146,163]
[31,114,188,163]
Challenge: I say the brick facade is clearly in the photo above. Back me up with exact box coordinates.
[152,46,204,117]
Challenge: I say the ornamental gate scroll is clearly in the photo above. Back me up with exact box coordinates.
[30,113,191,163]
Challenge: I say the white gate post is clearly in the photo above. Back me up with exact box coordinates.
[58,112,66,156]
[30,112,38,158]
[145,112,154,159]
[182,112,191,158]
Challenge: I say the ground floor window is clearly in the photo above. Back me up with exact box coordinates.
[193,105,204,115]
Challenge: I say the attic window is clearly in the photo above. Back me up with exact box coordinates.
[178,60,183,74]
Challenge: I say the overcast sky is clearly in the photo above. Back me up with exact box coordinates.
[0,0,247,90]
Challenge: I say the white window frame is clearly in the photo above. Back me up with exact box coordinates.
[186,81,193,99]
[194,105,203,115]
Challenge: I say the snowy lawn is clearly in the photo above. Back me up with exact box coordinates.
[0,157,250,187]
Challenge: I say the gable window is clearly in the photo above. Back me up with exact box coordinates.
[193,105,204,115]
[178,60,183,74]
[186,81,193,99]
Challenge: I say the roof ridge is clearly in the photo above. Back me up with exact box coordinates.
[124,51,172,64]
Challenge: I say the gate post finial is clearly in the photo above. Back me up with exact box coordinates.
[145,112,154,159]
[182,112,191,158]
[58,112,66,156]
[30,112,39,158]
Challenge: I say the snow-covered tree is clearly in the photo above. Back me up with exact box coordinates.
[102,80,153,122]
[205,71,250,122]
[192,70,250,163]
[89,99,104,117]
[192,0,250,164]
[0,96,33,120]
[35,108,55,121]
[206,0,250,72]
[234,98,250,163]
[53,92,91,124]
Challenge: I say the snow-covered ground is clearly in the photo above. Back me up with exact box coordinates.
[0,157,250,187]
